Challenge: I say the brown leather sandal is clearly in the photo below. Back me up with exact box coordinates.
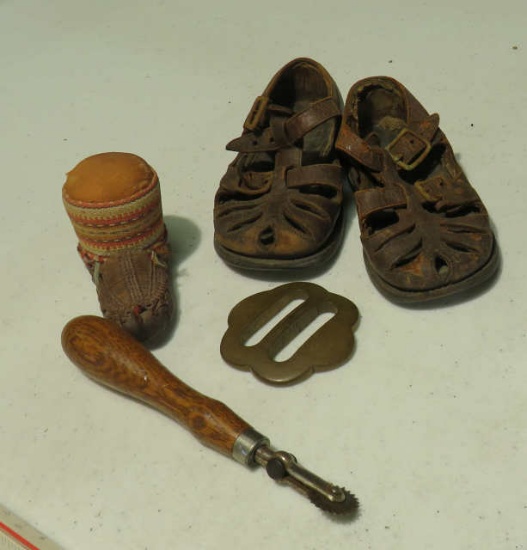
[214,58,344,270]
[336,76,499,302]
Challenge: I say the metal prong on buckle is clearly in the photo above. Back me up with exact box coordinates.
[386,127,432,171]
[243,95,269,131]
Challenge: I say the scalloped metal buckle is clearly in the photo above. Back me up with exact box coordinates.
[386,127,432,171]
[220,282,359,385]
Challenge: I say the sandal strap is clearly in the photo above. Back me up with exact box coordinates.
[287,163,343,190]
[336,114,440,172]
[385,114,439,171]
[415,173,481,211]
[285,97,341,143]
[216,162,342,209]
[227,97,340,153]
[354,187,407,219]
[336,123,384,171]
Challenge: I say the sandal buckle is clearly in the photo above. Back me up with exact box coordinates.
[415,176,444,203]
[244,95,269,131]
[386,128,432,171]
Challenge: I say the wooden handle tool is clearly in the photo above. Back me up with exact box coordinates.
[61,315,358,515]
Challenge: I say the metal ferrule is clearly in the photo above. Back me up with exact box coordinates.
[232,428,270,466]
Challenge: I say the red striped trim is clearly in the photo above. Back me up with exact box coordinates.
[78,228,168,264]
[0,520,41,550]
[80,220,164,249]
[68,200,159,227]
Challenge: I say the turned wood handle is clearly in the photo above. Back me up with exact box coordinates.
[61,315,251,457]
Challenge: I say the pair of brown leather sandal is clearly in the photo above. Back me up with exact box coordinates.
[213,58,499,303]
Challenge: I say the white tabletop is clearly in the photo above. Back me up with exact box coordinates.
[1,1,526,548]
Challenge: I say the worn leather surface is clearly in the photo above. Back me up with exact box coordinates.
[95,247,173,343]
[214,58,344,268]
[336,76,498,300]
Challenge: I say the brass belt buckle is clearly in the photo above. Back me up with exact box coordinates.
[220,282,359,385]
